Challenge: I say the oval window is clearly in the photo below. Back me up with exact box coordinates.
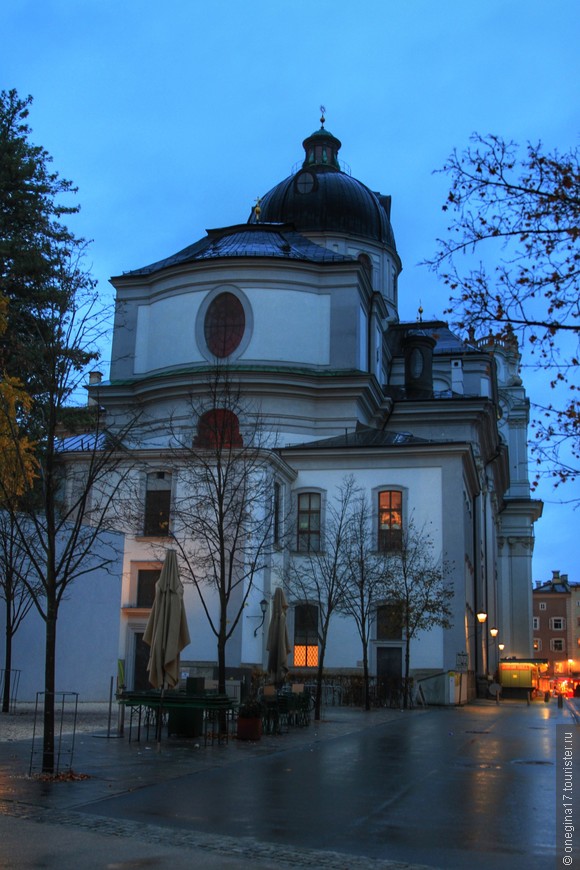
[204,292,245,358]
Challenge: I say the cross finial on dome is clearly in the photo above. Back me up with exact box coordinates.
[320,104,326,127]
[418,302,423,323]
[253,196,262,222]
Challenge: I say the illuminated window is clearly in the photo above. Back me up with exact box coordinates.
[297,492,321,552]
[204,292,245,358]
[144,472,171,536]
[533,638,542,651]
[195,409,243,448]
[294,603,318,667]
[378,490,402,551]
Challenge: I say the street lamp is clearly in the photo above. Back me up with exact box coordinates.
[253,598,268,637]
[490,627,499,638]
[477,611,488,624]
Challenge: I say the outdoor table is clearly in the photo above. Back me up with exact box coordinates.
[116,691,236,745]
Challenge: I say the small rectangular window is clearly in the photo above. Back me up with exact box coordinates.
[144,472,172,536]
[136,569,160,607]
[551,638,565,652]
[376,604,403,640]
[539,602,547,611]
[533,616,539,630]
[550,617,565,631]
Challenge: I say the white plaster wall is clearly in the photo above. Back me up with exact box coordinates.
[245,289,330,364]
[135,293,204,373]
[2,531,124,702]
[134,288,331,374]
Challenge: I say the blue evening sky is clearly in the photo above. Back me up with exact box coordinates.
[1,0,578,584]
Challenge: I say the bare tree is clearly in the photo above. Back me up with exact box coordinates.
[0,288,140,773]
[0,511,41,712]
[425,134,579,488]
[382,519,454,708]
[283,476,356,721]
[168,365,277,695]
[339,488,388,711]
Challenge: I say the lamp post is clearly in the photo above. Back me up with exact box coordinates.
[253,598,268,637]
[489,626,499,676]
[476,611,488,680]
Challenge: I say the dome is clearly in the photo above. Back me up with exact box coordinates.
[249,122,397,249]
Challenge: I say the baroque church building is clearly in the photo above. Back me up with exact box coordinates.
[82,119,541,703]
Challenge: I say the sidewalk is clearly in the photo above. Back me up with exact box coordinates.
[0,697,570,869]
[0,701,428,870]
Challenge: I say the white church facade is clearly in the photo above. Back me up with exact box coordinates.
[6,119,541,704]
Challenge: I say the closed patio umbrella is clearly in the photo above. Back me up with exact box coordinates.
[266,587,291,686]
[143,549,190,691]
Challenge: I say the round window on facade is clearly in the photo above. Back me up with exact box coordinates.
[204,292,245,358]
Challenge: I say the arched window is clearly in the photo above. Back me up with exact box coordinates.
[204,292,245,358]
[195,409,243,448]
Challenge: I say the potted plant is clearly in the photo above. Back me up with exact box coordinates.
[236,697,263,741]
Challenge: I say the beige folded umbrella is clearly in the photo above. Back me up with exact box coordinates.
[266,587,291,685]
[143,549,190,690]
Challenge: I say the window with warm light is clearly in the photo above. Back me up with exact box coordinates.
[533,638,542,651]
[378,490,402,551]
[293,603,318,667]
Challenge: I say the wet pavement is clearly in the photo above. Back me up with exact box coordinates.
[0,697,577,868]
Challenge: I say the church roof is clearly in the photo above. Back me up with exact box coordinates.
[118,223,354,277]
[286,427,431,451]
[248,121,397,248]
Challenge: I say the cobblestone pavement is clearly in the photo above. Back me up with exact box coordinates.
[0,702,435,869]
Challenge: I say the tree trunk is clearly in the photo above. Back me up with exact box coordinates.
[2,607,13,713]
[217,632,226,695]
[362,634,371,711]
[314,646,326,722]
[403,635,411,710]
[42,604,57,773]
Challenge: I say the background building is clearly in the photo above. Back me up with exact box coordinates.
[533,570,579,690]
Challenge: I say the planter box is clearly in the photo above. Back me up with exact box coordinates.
[236,717,262,741]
